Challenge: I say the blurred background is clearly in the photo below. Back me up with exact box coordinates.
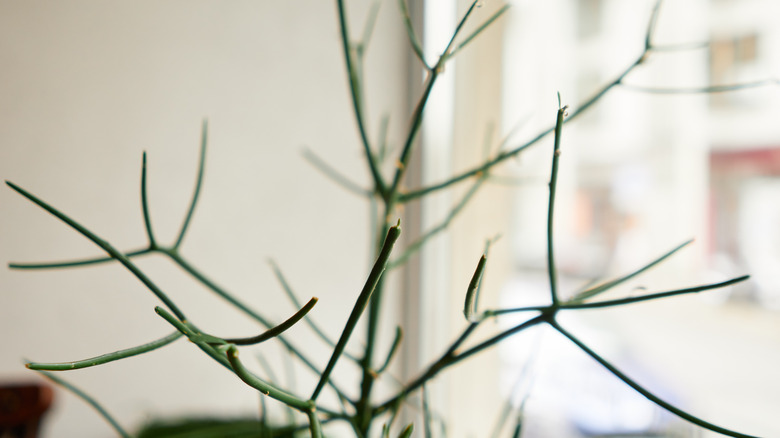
[1,0,778,437]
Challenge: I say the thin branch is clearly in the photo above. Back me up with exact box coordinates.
[448,4,511,59]
[439,0,479,64]
[36,370,130,438]
[464,255,487,321]
[7,181,187,321]
[27,331,182,371]
[390,176,485,267]
[569,239,694,303]
[335,0,387,197]
[221,297,318,346]
[397,48,649,203]
[487,275,749,315]
[375,316,544,416]
[398,0,429,69]
[140,152,157,248]
[546,103,567,306]
[174,119,208,249]
[376,326,403,375]
[387,0,481,199]
[560,275,749,311]
[619,79,780,94]
[645,0,663,50]
[9,247,152,270]
[551,320,760,438]
[311,222,401,400]
[387,69,438,198]
[357,0,382,58]
[302,147,371,197]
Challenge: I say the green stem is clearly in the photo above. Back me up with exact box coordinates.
[222,297,318,346]
[387,69,438,200]
[227,345,313,412]
[463,255,488,321]
[546,104,567,306]
[27,331,182,371]
[311,222,401,401]
[308,409,324,438]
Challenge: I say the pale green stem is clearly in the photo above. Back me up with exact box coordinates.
[27,331,182,371]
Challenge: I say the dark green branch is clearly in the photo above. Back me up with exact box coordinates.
[569,239,693,303]
[464,255,487,321]
[375,316,543,416]
[311,222,401,400]
[397,50,648,202]
[551,320,760,438]
[221,297,318,346]
[448,4,510,59]
[487,275,749,315]
[546,103,567,306]
[141,152,157,248]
